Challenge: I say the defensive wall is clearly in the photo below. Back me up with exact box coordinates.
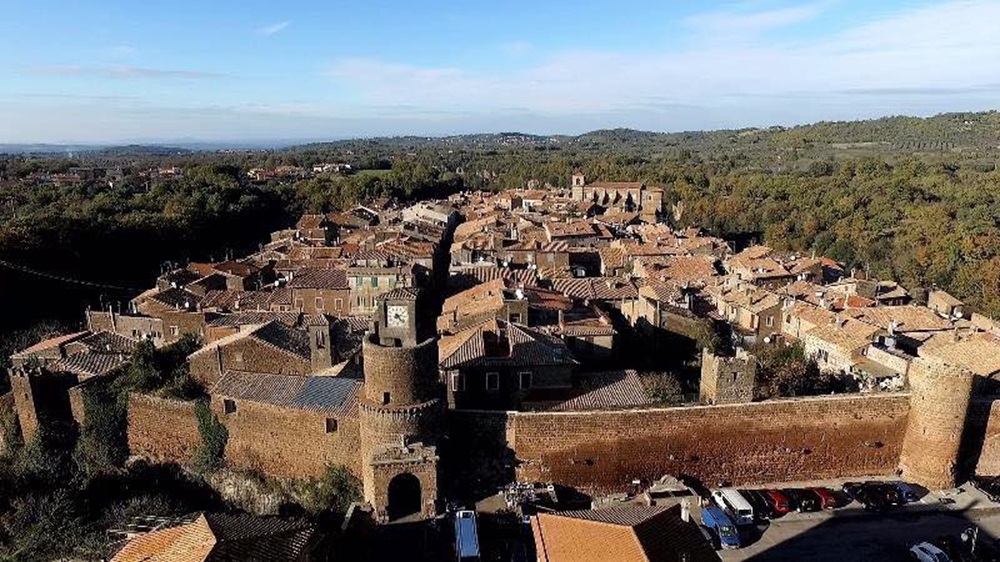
[127,393,201,465]
[449,393,912,494]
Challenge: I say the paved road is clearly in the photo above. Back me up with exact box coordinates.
[719,509,1000,561]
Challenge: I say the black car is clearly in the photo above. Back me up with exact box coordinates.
[864,481,904,506]
[843,482,886,511]
[739,489,773,520]
[971,476,1000,502]
[782,489,820,512]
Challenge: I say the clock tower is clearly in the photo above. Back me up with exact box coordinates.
[359,287,443,522]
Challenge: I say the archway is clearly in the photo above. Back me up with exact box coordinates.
[387,473,422,520]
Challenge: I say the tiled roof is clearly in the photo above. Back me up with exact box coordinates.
[552,277,638,302]
[13,331,88,357]
[76,331,139,354]
[532,505,717,562]
[111,513,316,562]
[149,287,203,309]
[376,287,421,301]
[549,371,654,412]
[48,352,129,379]
[296,214,328,230]
[287,267,348,289]
[804,317,881,351]
[213,371,361,417]
[846,305,952,333]
[920,333,1000,376]
[439,320,577,370]
[207,312,302,328]
[250,321,312,361]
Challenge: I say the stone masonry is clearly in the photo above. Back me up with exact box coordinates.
[699,348,757,405]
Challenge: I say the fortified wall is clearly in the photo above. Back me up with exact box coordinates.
[127,393,201,465]
[450,393,911,494]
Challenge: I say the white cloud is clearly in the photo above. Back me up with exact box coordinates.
[24,64,224,79]
[323,0,1000,123]
[682,1,829,37]
[259,21,291,36]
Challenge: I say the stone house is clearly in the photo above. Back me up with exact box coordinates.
[346,265,413,316]
[437,279,530,334]
[707,283,782,343]
[801,316,882,374]
[211,371,363,478]
[188,321,327,387]
[928,289,965,319]
[287,268,351,316]
[439,319,578,411]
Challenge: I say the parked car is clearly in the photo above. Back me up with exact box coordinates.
[971,476,1000,502]
[843,482,887,511]
[865,481,904,506]
[701,506,741,550]
[808,487,838,509]
[910,541,953,562]
[894,481,922,504]
[783,489,820,512]
[763,489,792,516]
[739,490,773,520]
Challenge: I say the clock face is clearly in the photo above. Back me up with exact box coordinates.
[387,305,409,327]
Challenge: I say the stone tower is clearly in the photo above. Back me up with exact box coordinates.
[699,348,756,405]
[898,356,975,490]
[359,287,443,522]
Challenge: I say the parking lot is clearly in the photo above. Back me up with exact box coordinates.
[694,477,1000,561]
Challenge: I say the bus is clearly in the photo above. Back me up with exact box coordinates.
[455,510,481,562]
[711,488,754,526]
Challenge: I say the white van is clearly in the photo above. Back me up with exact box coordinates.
[711,488,754,526]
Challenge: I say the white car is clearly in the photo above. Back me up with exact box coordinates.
[909,542,952,562]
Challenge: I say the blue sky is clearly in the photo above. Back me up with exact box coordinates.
[1,0,999,143]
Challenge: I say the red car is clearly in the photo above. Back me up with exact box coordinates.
[763,489,792,515]
[809,487,838,509]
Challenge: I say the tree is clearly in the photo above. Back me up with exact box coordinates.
[194,400,228,473]
[299,464,362,515]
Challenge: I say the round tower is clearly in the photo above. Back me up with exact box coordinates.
[899,356,975,490]
[358,288,443,522]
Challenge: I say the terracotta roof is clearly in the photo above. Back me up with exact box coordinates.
[48,352,129,379]
[439,320,577,370]
[148,287,203,309]
[549,371,654,412]
[920,333,1000,376]
[207,312,303,328]
[287,268,348,289]
[585,181,645,190]
[250,321,312,361]
[439,279,510,333]
[296,214,328,230]
[532,505,717,562]
[75,331,139,354]
[376,287,421,301]
[111,513,315,562]
[13,331,88,357]
[213,371,361,417]
[552,277,638,302]
[804,317,881,352]
[846,306,952,333]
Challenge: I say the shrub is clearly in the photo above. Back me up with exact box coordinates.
[297,464,362,516]
[194,400,228,473]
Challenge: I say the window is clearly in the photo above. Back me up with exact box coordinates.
[486,372,499,391]
[371,277,379,288]
[170,325,180,337]
[315,297,324,311]
[518,371,533,390]
[765,316,774,327]
[294,298,304,311]
[510,313,522,324]
[325,418,338,433]
[334,298,343,311]
[223,399,237,414]
[382,392,391,405]
[315,330,326,349]
[732,372,739,383]
[451,373,465,392]
[354,276,363,287]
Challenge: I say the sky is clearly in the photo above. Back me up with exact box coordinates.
[1,0,999,144]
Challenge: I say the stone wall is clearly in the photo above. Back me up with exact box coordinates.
[971,398,1000,476]
[214,396,361,479]
[127,393,200,465]
[497,393,909,494]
